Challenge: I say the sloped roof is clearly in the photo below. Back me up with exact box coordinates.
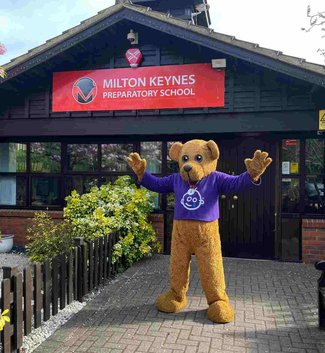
[2,1,325,86]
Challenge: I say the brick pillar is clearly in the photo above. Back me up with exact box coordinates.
[302,219,325,264]
[148,213,164,252]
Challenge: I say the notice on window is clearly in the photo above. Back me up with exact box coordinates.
[319,110,325,130]
[282,161,290,175]
[290,162,299,174]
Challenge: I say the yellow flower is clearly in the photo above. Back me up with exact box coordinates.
[0,309,10,331]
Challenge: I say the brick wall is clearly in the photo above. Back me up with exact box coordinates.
[0,210,165,251]
[302,219,325,264]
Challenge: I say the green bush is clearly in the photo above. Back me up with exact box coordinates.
[64,176,161,268]
[26,211,74,262]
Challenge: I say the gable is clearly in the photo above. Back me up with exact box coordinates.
[1,2,325,89]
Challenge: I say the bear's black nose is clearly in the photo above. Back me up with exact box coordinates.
[184,165,192,172]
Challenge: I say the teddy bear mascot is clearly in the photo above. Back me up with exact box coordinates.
[127,140,272,323]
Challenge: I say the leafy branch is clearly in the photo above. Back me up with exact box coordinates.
[302,5,325,61]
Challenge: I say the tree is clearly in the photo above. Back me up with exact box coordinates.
[302,6,325,61]
[0,43,6,78]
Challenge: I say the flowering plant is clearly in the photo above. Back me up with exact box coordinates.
[0,43,6,78]
[0,309,10,331]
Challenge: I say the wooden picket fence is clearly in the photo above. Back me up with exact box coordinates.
[0,232,121,353]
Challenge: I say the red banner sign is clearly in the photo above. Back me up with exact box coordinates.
[52,64,224,112]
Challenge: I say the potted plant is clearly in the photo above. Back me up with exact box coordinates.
[0,228,14,253]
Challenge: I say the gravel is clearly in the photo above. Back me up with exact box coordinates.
[0,253,105,353]
[0,253,30,280]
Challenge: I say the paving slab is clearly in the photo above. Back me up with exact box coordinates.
[33,255,325,353]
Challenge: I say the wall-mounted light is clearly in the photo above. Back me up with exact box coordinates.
[127,29,138,45]
[211,59,226,69]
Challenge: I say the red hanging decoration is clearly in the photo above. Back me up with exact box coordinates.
[125,48,143,68]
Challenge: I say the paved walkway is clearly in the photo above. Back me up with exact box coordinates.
[33,255,325,353]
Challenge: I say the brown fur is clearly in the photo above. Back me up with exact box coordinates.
[128,139,272,323]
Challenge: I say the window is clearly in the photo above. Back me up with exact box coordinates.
[281,139,299,175]
[67,144,98,171]
[167,141,179,174]
[141,142,162,174]
[0,176,26,205]
[65,176,98,195]
[31,142,61,173]
[31,177,60,206]
[140,142,163,209]
[0,143,26,172]
[305,139,325,214]
[101,144,133,172]
[281,178,300,213]
[281,140,300,213]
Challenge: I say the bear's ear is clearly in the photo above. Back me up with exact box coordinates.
[169,142,183,161]
[206,140,220,160]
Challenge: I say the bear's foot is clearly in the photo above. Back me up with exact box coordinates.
[156,290,188,313]
[207,300,234,323]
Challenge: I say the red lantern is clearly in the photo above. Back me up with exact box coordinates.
[125,48,143,68]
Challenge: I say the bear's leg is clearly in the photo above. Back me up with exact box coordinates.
[195,220,234,323]
[156,220,191,313]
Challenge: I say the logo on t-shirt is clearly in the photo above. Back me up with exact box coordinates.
[181,188,205,211]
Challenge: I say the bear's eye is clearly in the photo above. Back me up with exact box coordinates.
[182,155,189,162]
[195,154,203,163]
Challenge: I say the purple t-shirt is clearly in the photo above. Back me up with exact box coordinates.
[139,171,260,221]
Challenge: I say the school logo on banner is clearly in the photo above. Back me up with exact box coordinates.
[72,77,97,104]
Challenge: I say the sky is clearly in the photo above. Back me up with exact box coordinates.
[0,0,324,66]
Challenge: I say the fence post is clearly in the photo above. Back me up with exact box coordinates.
[13,272,23,350]
[23,267,32,335]
[43,260,51,322]
[103,235,108,281]
[1,278,11,353]
[74,237,86,301]
[98,236,104,285]
[34,263,42,328]
[67,250,74,305]
[88,240,94,291]
[52,257,59,316]
[60,253,66,310]
[315,260,325,330]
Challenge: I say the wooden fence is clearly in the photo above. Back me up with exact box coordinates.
[0,232,121,353]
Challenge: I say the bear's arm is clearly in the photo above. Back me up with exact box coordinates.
[215,171,261,194]
[138,172,174,193]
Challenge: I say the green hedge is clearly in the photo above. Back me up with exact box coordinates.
[26,176,161,268]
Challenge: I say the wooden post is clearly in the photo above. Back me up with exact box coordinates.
[52,257,59,315]
[74,238,84,302]
[94,239,99,287]
[88,241,94,291]
[1,279,11,353]
[60,253,66,310]
[43,261,51,322]
[73,247,78,301]
[23,267,33,335]
[2,267,19,352]
[67,250,73,305]
[13,272,23,350]
[98,236,104,285]
[34,263,42,328]
[103,235,108,280]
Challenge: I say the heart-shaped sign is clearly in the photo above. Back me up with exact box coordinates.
[125,48,143,68]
